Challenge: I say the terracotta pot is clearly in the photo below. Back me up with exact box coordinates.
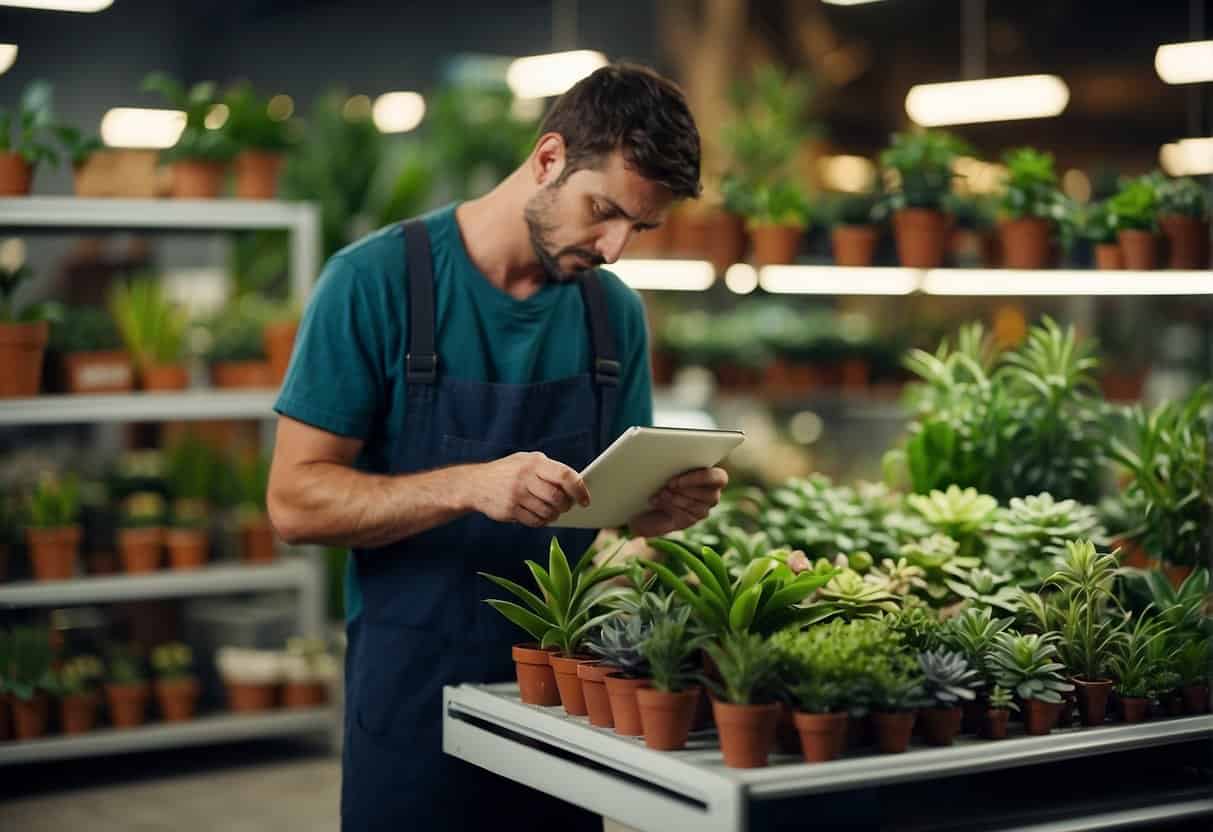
[1182,685,1209,715]
[1164,563,1194,589]
[1058,691,1077,728]
[1023,698,1063,736]
[1094,242,1123,270]
[26,525,81,581]
[226,680,278,712]
[106,682,150,728]
[549,654,592,717]
[0,320,49,398]
[155,677,200,721]
[1159,215,1209,270]
[871,710,916,754]
[171,160,226,199]
[0,152,33,195]
[831,225,879,267]
[264,321,299,385]
[511,644,560,706]
[961,698,986,734]
[235,151,283,200]
[166,528,209,570]
[1118,696,1149,723]
[141,363,190,391]
[61,350,135,394]
[982,709,1010,739]
[750,224,802,266]
[706,212,748,273]
[636,686,699,751]
[1073,678,1114,726]
[1118,229,1158,271]
[920,705,963,747]
[712,700,778,768]
[775,701,802,755]
[11,694,49,740]
[893,209,950,268]
[242,518,277,563]
[999,217,1054,269]
[283,680,328,709]
[60,692,99,735]
[670,211,711,258]
[0,693,10,740]
[604,673,648,736]
[211,360,273,389]
[793,710,847,763]
[117,527,162,573]
[576,662,615,728]
[87,550,119,576]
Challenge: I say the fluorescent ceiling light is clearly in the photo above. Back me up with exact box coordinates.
[905,74,1069,126]
[100,107,185,149]
[0,44,16,76]
[724,264,758,295]
[822,0,885,5]
[922,270,1213,296]
[613,259,715,291]
[0,1,113,10]
[759,266,919,295]
[1155,40,1213,84]
[507,50,607,99]
[372,91,426,133]
[1159,137,1213,176]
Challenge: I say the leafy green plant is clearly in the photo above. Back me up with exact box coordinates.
[986,684,1018,712]
[231,453,271,519]
[428,83,537,201]
[1155,175,1208,219]
[770,618,898,712]
[704,630,778,705]
[1174,638,1210,687]
[801,570,902,626]
[866,558,927,598]
[827,190,883,228]
[53,125,104,169]
[106,644,147,685]
[119,491,166,529]
[1110,612,1172,698]
[988,631,1074,704]
[27,472,81,528]
[48,305,122,353]
[108,279,189,367]
[640,605,704,693]
[1061,199,1117,247]
[142,72,236,164]
[56,654,104,696]
[1106,176,1159,232]
[944,566,1021,614]
[1127,568,1211,636]
[986,493,1107,587]
[880,130,971,212]
[151,642,194,680]
[919,649,980,706]
[206,299,267,363]
[938,606,1013,685]
[0,80,60,168]
[480,537,628,656]
[587,613,652,679]
[1,626,57,701]
[1045,539,1124,681]
[907,486,997,557]
[221,82,293,153]
[723,179,811,229]
[999,147,1063,221]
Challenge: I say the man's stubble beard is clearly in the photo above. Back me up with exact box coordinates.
[523,183,603,283]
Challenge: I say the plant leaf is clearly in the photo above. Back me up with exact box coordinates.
[484,599,554,643]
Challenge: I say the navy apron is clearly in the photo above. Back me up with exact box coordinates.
[341,219,618,830]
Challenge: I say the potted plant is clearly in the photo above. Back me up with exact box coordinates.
[115,491,165,574]
[938,606,1012,733]
[1109,612,1170,723]
[866,650,927,753]
[879,130,971,268]
[151,641,200,721]
[0,80,59,195]
[142,72,236,198]
[104,644,150,729]
[917,649,980,746]
[108,278,191,390]
[1065,199,1121,270]
[236,453,277,564]
[53,125,105,197]
[281,637,337,708]
[4,626,55,740]
[734,181,811,267]
[50,305,134,394]
[164,437,217,570]
[216,647,282,712]
[704,631,779,768]
[0,260,52,398]
[55,654,103,735]
[982,684,1018,739]
[221,82,294,199]
[636,605,704,751]
[480,537,627,713]
[25,472,82,581]
[207,300,273,388]
[989,631,1074,735]
[998,147,1063,269]
[828,190,882,267]
[1107,176,1160,270]
[1175,639,1210,715]
[769,620,856,762]
[587,612,654,734]
[0,489,15,582]
[1155,175,1209,269]
[263,306,301,386]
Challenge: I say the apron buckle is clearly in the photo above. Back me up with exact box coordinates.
[594,358,621,386]
[407,352,439,383]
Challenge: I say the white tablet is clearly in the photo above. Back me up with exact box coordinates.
[550,426,745,530]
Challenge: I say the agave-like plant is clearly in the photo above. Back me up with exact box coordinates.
[1110,611,1173,699]
[938,606,1013,685]
[801,569,901,626]
[919,648,981,706]
[988,631,1074,704]
[1045,539,1125,682]
[587,613,652,679]
[944,566,1021,614]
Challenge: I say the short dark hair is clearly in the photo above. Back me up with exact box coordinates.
[539,63,701,200]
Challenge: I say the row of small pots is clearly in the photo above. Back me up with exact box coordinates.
[0,678,200,741]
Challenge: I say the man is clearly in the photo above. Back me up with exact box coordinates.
[267,63,727,831]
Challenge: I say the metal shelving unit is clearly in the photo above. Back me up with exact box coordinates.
[0,390,278,426]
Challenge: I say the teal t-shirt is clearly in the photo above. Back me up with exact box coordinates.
[273,204,654,620]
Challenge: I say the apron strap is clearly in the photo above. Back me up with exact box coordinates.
[403,219,438,385]
[578,271,620,453]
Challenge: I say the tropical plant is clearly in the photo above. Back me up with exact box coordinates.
[56,654,104,696]
[480,537,628,656]
[986,493,1108,587]
[880,130,971,212]
[53,125,104,169]
[1,626,56,701]
[704,630,779,705]
[639,605,704,693]
[919,649,980,706]
[48,305,122,354]
[1155,175,1209,219]
[999,147,1063,221]
[986,684,1018,712]
[0,80,60,169]
[1106,176,1159,232]
[988,631,1074,704]
[907,486,998,557]
[938,606,1013,685]
[1109,612,1173,698]
[221,81,294,153]
[119,491,166,529]
[1045,539,1125,681]
[142,72,236,164]
[27,471,81,528]
[106,644,147,685]
[108,279,189,367]
[151,642,194,680]
[944,566,1021,614]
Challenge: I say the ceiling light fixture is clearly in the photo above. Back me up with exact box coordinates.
[0,1,113,11]
[0,44,17,76]
[759,266,919,295]
[372,92,426,134]
[613,259,715,291]
[905,74,1069,126]
[100,107,185,149]
[506,50,607,99]
[1155,40,1213,84]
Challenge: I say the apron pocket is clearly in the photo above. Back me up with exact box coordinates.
[354,624,453,752]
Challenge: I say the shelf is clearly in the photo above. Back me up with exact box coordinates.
[0,197,319,233]
[0,707,335,766]
[0,390,278,425]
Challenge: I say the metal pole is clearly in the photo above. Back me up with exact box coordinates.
[553,0,578,53]
[962,0,987,81]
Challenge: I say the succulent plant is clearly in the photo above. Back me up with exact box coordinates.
[639,605,705,693]
[919,648,981,706]
[938,606,1013,685]
[907,486,998,557]
[704,630,779,705]
[944,566,1021,614]
[866,557,928,597]
[802,569,902,626]
[882,602,945,653]
[151,642,194,680]
[587,613,652,678]
[986,684,1019,712]
[986,493,1107,587]
[988,631,1074,704]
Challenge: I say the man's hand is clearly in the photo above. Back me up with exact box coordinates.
[627,467,728,538]
[470,452,591,528]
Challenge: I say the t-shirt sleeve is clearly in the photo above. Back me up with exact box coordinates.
[607,277,654,437]
[274,256,385,439]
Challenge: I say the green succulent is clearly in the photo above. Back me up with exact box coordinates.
[1045,539,1125,681]
[988,631,1074,704]
[986,684,1019,712]
[56,655,104,696]
[586,613,652,679]
[938,606,1013,685]
[108,279,189,367]
[987,493,1107,588]
[1,626,57,701]
[801,570,902,626]
[944,567,1021,614]
[106,644,147,685]
[640,605,705,694]
[919,648,980,706]
[866,557,928,598]
[151,642,194,680]
[704,630,779,705]
[907,486,998,557]
[999,147,1064,221]
[881,602,945,653]
[880,129,972,212]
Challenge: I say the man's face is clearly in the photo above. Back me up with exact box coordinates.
[523,150,674,282]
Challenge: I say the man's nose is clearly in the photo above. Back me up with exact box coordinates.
[596,222,631,264]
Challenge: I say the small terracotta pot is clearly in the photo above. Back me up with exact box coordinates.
[775,701,802,755]
[793,710,847,763]
[830,225,879,267]
[1022,698,1063,736]
[1118,229,1158,271]
[872,710,916,754]
[226,680,278,712]
[211,360,273,389]
[235,151,284,200]
[242,518,277,563]
[26,525,81,581]
[1118,696,1149,723]
[0,320,50,398]
[264,321,299,385]
[60,692,99,735]
[166,528,209,570]
[512,643,561,706]
[1164,563,1194,590]
[1058,691,1077,728]
[171,160,226,199]
[283,680,328,709]
[982,709,1010,739]
[62,350,135,394]
[706,212,748,273]
[999,217,1054,269]
[11,694,49,740]
[1159,215,1209,270]
[920,705,963,747]
[548,654,592,717]
[1094,242,1123,270]
[604,673,648,736]
[1073,678,1114,726]
[0,152,33,196]
[576,662,615,728]
[141,363,190,391]
[712,700,778,768]
[155,677,200,722]
[1182,685,1209,715]
[117,527,163,573]
[106,682,150,728]
[750,224,803,266]
[961,698,986,734]
[893,209,949,268]
[636,686,699,751]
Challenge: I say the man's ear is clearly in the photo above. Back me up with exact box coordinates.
[530,133,566,186]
